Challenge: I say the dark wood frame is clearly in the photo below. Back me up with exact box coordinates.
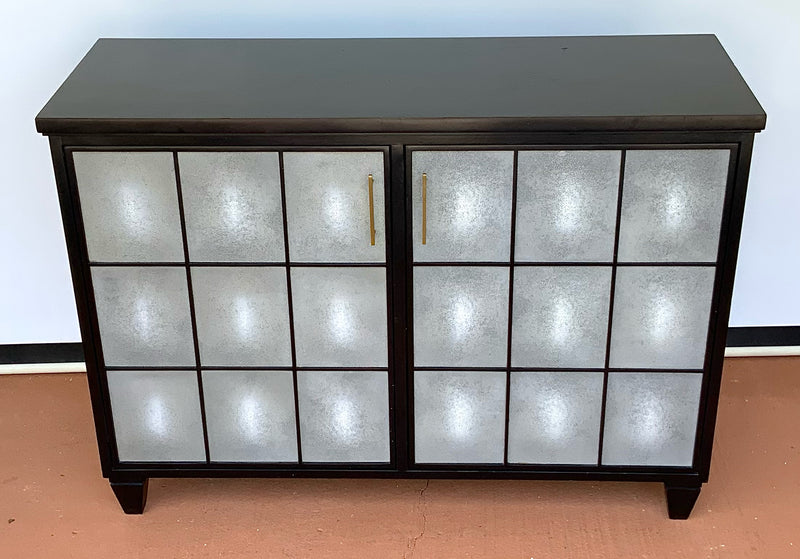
[48,129,755,519]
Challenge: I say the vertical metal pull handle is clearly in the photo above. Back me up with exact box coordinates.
[368,174,376,246]
[422,173,427,245]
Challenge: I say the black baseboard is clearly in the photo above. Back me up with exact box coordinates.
[726,326,800,348]
[0,328,798,365]
[0,343,84,365]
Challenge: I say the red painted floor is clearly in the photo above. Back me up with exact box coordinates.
[1,357,799,558]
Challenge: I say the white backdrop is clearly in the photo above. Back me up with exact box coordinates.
[1,0,798,344]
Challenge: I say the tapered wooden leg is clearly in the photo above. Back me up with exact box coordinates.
[110,478,149,514]
[664,483,701,519]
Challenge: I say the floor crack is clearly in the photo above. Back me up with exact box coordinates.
[405,479,430,559]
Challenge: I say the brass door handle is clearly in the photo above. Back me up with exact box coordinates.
[368,174,376,246]
[422,173,427,245]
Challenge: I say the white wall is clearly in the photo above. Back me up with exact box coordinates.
[1,0,798,344]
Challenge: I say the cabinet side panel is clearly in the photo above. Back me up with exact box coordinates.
[695,135,755,481]
[49,138,115,475]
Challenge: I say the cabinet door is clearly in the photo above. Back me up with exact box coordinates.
[408,146,726,470]
[79,149,393,466]
[283,151,386,263]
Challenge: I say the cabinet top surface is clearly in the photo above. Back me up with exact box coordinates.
[36,35,765,135]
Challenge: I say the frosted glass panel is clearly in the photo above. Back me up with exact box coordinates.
[618,150,729,262]
[610,267,715,369]
[414,371,506,464]
[291,268,387,367]
[107,370,205,462]
[283,151,385,262]
[191,267,291,367]
[511,267,611,368]
[179,152,285,262]
[412,151,514,262]
[507,372,604,464]
[515,150,620,262]
[73,152,183,262]
[92,267,195,367]
[602,372,702,466]
[202,370,298,462]
[414,266,509,367]
[297,370,390,462]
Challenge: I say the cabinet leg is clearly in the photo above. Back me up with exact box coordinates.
[110,478,149,514]
[664,483,701,519]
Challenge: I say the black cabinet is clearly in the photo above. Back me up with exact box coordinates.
[36,35,765,518]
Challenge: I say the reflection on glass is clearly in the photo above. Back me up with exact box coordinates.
[648,294,676,343]
[324,187,349,233]
[132,296,155,343]
[220,186,248,232]
[145,396,169,438]
[556,184,583,233]
[237,394,262,441]
[332,397,358,446]
[550,296,575,347]
[445,386,475,442]
[663,187,688,231]
[634,391,664,447]
[232,295,256,341]
[452,187,481,234]
[448,293,476,344]
[328,297,356,346]
[119,184,151,237]
[537,387,569,440]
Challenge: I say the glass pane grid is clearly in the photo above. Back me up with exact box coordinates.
[410,147,719,469]
[86,149,394,467]
[90,146,722,470]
